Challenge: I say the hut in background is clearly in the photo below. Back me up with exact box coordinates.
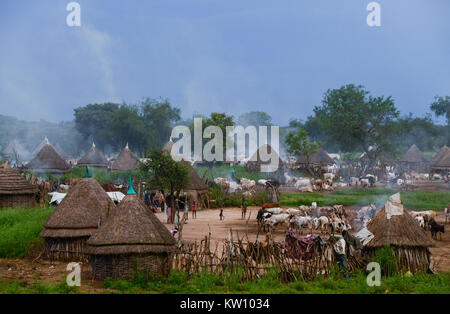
[245,144,284,177]
[54,143,69,160]
[77,143,109,168]
[295,147,335,168]
[399,144,429,173]
[31,137,50,158]
[2,140,31,163]
[40,177,115,261]
[111,143,140,171]
[364,193,433,273]
[84,189,176,280]
[431,147,450,174]
[163,139,174,153]
[0,162,37,208]
[26,139,71,175]
[181,161,209,208]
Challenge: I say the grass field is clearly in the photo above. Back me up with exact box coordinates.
[1,269,449,294]
[281,188,450,210]
[0,206,54,258]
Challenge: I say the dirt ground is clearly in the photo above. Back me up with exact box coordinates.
[0,206,448,291]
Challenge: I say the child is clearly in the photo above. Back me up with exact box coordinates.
[192,201,197,219]
[219,209,224,220]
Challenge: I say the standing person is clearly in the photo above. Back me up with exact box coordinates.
[219,209,224,221]
[242,198,248,219]
[192,201,197,219]
[144,190,150,207]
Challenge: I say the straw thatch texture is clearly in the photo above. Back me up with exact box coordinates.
[295,147,335,166]
[163,140,174,152]
[111,145,140,171]
[432,146,448,163]
[26,143,71,174]
[400,144,429,163]
[0,163,37,208]
[432,147,450,171]
[77,144,109,168]
[245,144,284,174]
[40,178,115,261]
[84,194,176,279]
[54,143,69,160]
[182,161,208,192]
[364,194,432,273]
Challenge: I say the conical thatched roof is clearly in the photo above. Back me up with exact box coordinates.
[432,146,448,163]
[0,162,38,195]
[400,144,428,163]
[111,144,140,171]
[295,147,335,166]
[40,178,115,238]
[54,143,69,160]
[182,161,208,192]
[26,142,71,173]
[77,143,109,168]
[365,193,432,248]
[31,137,50,158]
[3,140,31,161]
[84,194,176,255]
[432,147,450,170]
[245,144,284,173]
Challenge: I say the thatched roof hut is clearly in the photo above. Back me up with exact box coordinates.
[0,162,38,208]
[295,147,335,166]
[84,191,176,280]
[399,144,429,172]
[31,137,49,158]
[54,143,69,160]
[26,140,71,174]
[365,193,433,273]
[77,143,109,168]
[111,143,140,171]
[40,177,115,261]
[245,144,284,175]
[432,146,448,163]
[431,146,450,173]
[163,139,174,153]
[182,161,208,192]
[2,140,31,162]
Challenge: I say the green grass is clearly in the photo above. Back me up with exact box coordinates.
[0,206,54,258]
[2,269,448,294]
[281,188,450,210]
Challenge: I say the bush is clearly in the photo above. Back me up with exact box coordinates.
[375,245,398,277]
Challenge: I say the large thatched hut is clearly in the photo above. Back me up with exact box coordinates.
[0,162,38,208]
[111,143,140,171]
[431,146,450,174]
[364,193,433,273]
[84,189,176,280]
[399,144,429,172]
[245,144,284,176]
[77,143,109,168]
[26,140,71,174]
[40,177,115,261]
[54,143,69,160]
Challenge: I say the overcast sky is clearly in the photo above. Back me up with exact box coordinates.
[0,0,449,125]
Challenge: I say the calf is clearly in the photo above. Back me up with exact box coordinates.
[429,219,445,240]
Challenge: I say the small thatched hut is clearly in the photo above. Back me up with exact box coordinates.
[295,147,335,167]
[399,144,429,172]
[0,162,38,208]
[181,161,209,208]
[245,144,284,176]
[26,140,71,174]
[77,143,109,168]
[84,189,176,280]
[431,146,450,174]
[364,193,433,273]
[163,139,174,153]
[2,140,31,162]
[111,143,140,171]
[40,177,115,261]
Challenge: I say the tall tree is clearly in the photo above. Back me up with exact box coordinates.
[314,84,399,165]
[237,111,272,127]
[139,149,189,221]
[430,96,450,125]
[285,128,321,176]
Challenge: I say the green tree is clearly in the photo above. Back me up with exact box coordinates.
[314,84,399,165]
[237,111,272,127]
[285,129,320,176]
[139,149,189,221]
[430,96,450,125]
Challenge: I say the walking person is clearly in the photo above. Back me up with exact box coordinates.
[242,198,248,219]
[192,201,197,219]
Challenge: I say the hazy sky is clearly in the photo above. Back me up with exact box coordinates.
[0,0,449,125]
